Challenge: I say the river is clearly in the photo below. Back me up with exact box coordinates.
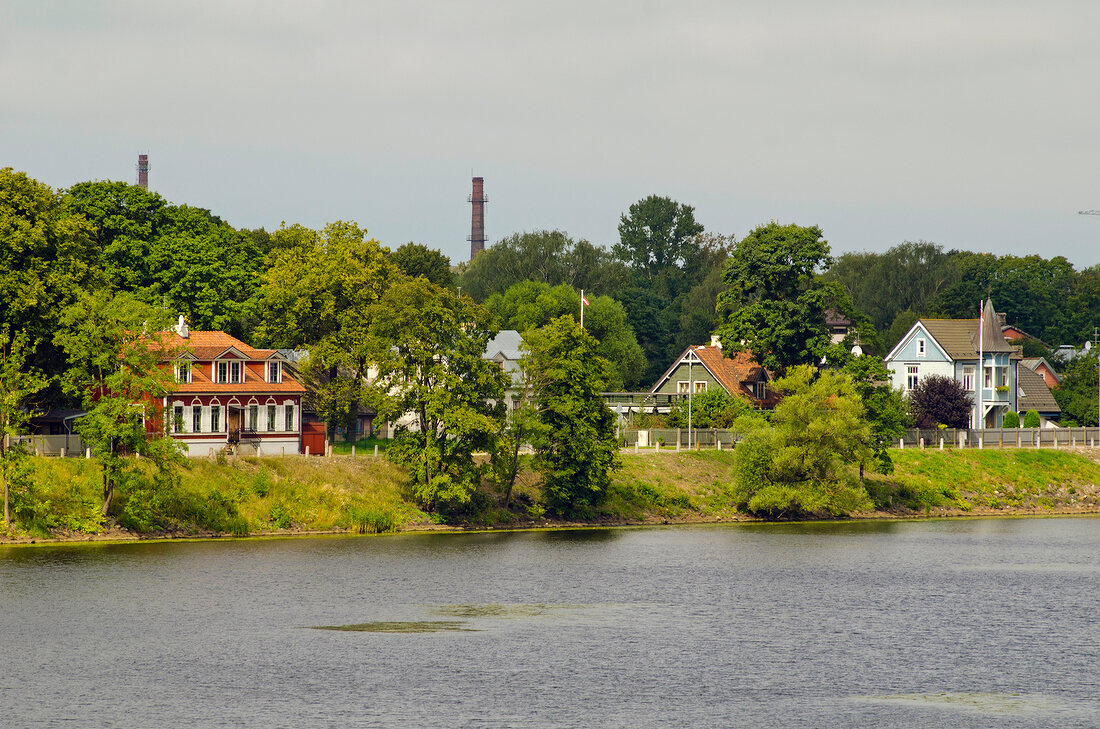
[1,518,1098,728]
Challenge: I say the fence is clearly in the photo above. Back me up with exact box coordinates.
[623,428,738,449]
[897,427,1100,449]
[11,434,87,457]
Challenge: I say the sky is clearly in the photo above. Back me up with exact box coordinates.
[3,0,1100,268]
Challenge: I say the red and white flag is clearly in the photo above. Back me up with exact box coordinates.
[581,293,590,306]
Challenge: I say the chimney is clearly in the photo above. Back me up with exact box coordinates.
[137,154,149,190]
[710,334,722,349]
[467,176,487,260]
[175,314,189,339]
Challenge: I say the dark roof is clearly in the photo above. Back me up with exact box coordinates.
[1017,365,1061,415]
[920,301,1017,359]
[1020,357,1062,384]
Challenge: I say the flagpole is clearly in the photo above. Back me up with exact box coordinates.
[580,289,584,328]
[977,299,984,430]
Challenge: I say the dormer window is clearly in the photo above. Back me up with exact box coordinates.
[267,361,281,383]
[176,362,191,383]
[217,361,229,383]
[230,361,242,384]
[917,338,926,357]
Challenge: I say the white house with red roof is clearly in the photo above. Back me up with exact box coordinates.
[159,318,307,456]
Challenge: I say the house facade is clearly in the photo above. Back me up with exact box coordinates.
[885,300,1020,428]
[650,338,780,408]
[159,324,306,457]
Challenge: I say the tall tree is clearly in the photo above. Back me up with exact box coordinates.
[717,222,858,373]
[613,195,705,297]
[369,278,507,512]
[252,221,396,441]
[388,242,453,288]
[0,327,49,526]
[55,291,181,516]
[522,316,619,516]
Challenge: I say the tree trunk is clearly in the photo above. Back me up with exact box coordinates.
[3,470,9,527]
[102,471,112,517]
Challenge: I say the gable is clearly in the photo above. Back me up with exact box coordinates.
[886,322,951,363]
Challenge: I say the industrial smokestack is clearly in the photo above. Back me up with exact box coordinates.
[468,176,487,260]
[136,154,149,190]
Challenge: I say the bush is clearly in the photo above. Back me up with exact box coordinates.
[910,374,971,429]
[1023,410,1041,428]
[346,506,398,534]
[1002,411,1020,428]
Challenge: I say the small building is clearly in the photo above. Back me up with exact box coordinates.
[158,321,307,457]
[1016,364,1061,427]
[1020,357,1062,390]
[885,299,1020,428]
[649,338,780,408]
[483,329,525,410]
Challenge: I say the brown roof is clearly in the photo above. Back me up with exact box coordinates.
[156,330,282,361]
[171,361,305,395]
[1017,365,1060,415]
[920,313,1018,359]
[154,331,306,395]
[652,345,781,407]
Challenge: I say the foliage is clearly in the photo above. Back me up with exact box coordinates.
[253,222,396,440]
[54,290,184,515]
[1052,350,1098,426]
[0,327,49,526]
[883,310,921,354]
[841,355,910,474]
[908,374,972,429]
[458,230,631,302]
[1002,410,1020,428]
[717,222,860,374]
[484,281,646,389]
[1023,409,1041,428]
[388,242,453,288]
[613,195,705,295]
[665,389,752,429]
[370,278,507,512]
[729,366,873,519]
[522,316,620,516]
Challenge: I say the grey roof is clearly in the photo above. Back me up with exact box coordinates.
[1020,357,1062,383]
[1017,365,1061,415]
[483,330,523,362]
[920,301,1016,359]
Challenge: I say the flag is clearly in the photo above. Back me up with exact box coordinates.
[581,294,590,306]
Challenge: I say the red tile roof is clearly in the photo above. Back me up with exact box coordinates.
[154,331,305,395]
[652,344,781,407]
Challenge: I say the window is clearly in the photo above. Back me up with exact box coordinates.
[285,404,295,431]
[267,405,277,431]
[268,362,280,383]
[176,363,191,383]
[963,366,974,391]
[173,406,184,433]
[248,405,258,431]
[217,362,228,384]
[211,406,221,432]
[230,361,242,384]
[192,406,202,432]
[984,366,993,389]
[677,381,690,394]
[906,365,919,391]
[998,367,1008,388]
[917,338,926,357]
[694,381,707,394]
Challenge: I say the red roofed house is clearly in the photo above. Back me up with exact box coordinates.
[158,318,307,456]
[649,336,780,408]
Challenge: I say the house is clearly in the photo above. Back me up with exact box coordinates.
[1016,364,1061,427]
[158,319,307,456]
[649,337,780,408]
[483,329,525,410]
[885,299,1020,428]
[1020,357,1062,390]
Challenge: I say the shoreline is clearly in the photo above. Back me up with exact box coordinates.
[4,503,1098,548]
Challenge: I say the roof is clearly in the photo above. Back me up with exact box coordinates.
[651,344,781,406]
[1017,365,1061,415]
[1020,357,1062,384]
[171,361,305,394]
[154,330,285,362]
[917,301,1018,360]
[483,330,524,362]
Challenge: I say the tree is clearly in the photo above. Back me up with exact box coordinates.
[1003,411,1020,428]
[252,222,397,441]
[388,242,453,288]
[717,222,859,374]
[54,291,182,516]
[1023,410,1041,428]
[730,366,873,519]
[369,278,507,512]
[0,327,48,527]
[909,374,971,429]
[1051,350,1098,426]
[484,282,647,390]
[522,316,619,516]
[666,389,751,429]
[614,195,705,294]
[842,355,910,475]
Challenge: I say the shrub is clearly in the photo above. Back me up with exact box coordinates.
[346,506,397,534]
[1002,411,1020,428]
[909,374,971,428]
[1023,410,1041,428]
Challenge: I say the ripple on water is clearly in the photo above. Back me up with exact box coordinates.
[308,621,476,633]
[857,692,1060,715]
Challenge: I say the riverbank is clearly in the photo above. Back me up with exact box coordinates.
[3,448,1100,544]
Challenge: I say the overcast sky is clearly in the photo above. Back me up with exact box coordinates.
[3,1,1100,267]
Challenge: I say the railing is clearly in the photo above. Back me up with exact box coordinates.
[896,427,1100,449]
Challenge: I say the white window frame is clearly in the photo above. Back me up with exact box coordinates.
[230,361,242,384]
[267,404,277,432]
[677,381,690,394]
[694,381,707,393]
[906,365,919,391]
[917,338,926,358]
[963,366,975,392]
[984,365,993,389]
[268,361,281,383]
[176,362,191,384]
[217,361,229,384]
[285,403,296,431]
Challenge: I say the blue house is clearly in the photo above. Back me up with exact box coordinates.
[885,300,1020,428]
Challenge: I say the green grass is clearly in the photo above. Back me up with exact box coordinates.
[330,437,389,456]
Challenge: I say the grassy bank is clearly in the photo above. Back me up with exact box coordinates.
[4,448,1100,542]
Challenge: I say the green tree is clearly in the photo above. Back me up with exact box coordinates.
[1022,409,1041,428]
[883,310,921,353]
[614,195,705,294]
[388,242,453,288]
[909,374,971,429]
[666,389,751,429]
[717,222,859,373]
[484,282,646,390]
[252,222,396,441]
[55,291,182,516]
[842,355,910,475]
[730,366,873,519]
[1002,411,1020,428]
[1051,350,1098,426]
[369,278,507,512]
[522,316,619,516]
[0,327,49,527]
